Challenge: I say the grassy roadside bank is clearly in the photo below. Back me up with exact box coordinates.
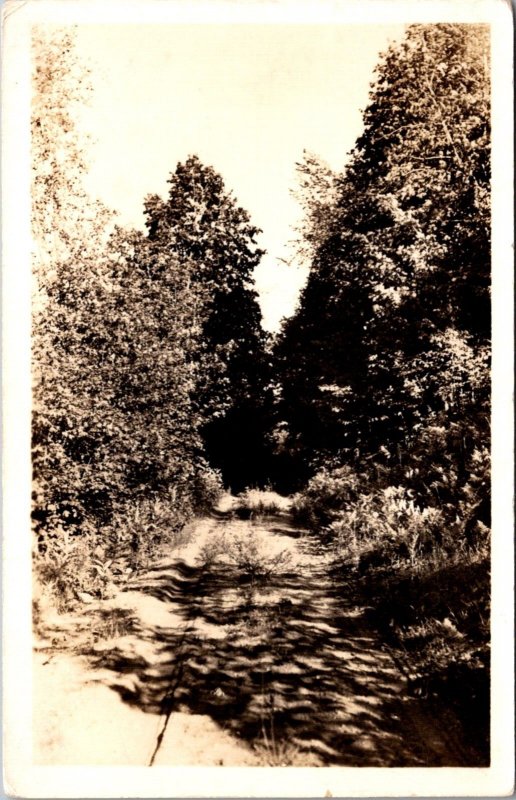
[293,471,490,765]
[356,551,490,763]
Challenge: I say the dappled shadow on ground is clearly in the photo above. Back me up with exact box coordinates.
[86,523,478,766]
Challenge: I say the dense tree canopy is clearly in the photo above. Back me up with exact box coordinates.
[276,23,490,486]
[32,34,219,548]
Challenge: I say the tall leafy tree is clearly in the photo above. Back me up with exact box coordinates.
[277,24,490,481]
[144,156,274,489]
[31,32,213,550]
[349,23,490,340]
[31,27,112,286]
[32,27,114,542]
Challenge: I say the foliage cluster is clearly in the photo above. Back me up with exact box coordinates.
[234,488,289,519]
[31,29,268,606]
[276,24,490,480]
[293,458,490,760]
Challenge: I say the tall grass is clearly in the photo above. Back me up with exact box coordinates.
[234,488,291,519]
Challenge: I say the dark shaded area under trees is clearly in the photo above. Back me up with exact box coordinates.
[143,156,276,492]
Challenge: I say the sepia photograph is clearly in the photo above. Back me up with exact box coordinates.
[2,0,513,796]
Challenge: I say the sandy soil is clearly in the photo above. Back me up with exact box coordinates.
[33,493,477,767]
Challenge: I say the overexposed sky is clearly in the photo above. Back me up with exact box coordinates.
[74,24,406,330]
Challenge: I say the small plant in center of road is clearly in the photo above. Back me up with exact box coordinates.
[225,531,293,584]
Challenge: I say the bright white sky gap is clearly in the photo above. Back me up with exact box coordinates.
[74,24,406,331]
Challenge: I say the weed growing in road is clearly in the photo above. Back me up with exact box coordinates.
[225,531,293,583]
[197,525,293,585]
[197,530,230,569]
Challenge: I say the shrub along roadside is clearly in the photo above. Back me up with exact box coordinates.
[360,549,490,763]
[293,464,490,763]
[33,470,223,615]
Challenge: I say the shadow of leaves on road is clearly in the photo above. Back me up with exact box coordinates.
[86,528,478,767]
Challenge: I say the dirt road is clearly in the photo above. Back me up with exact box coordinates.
[34,498,476,766]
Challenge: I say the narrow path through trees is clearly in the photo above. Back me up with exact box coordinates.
[34,497,480,766]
